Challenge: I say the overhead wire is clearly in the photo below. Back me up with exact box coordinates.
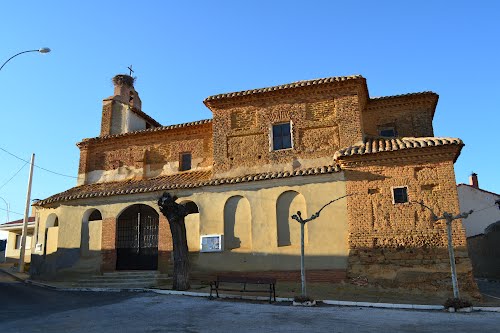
[0,206,24,216]
[0,161,28,191]
[0,146,77,179]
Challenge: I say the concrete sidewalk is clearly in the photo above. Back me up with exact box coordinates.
[2,265,499,312]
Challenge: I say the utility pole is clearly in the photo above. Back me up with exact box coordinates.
[413,201,472,299]
[18,153,35,273]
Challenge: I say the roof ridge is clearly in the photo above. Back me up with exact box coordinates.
[370,91,437,100]
[79,119,212,145]
[204,75,364,102]
[457,183,500,197]
[334,136,463,160]
[35,165,341,206]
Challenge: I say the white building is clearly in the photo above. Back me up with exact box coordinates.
[457,173,500,237]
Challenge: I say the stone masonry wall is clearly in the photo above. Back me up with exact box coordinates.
[363,95,436,138]
[342,151,478,294]
[210,84,364,178]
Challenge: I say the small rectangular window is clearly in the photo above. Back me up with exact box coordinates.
[392,187,409,204]
[272,122,292,150]
[379,127,396,137]
[180,153,192,171]
[15,234,21,249]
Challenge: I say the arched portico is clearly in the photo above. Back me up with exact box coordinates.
[116,204,159,270]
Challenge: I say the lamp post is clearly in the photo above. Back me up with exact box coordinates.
[0,197,9,223]
[0,48,51,72]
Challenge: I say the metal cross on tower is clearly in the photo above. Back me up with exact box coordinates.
[127,65,134,76]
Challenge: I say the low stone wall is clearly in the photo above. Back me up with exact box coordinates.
[347,247,478,295]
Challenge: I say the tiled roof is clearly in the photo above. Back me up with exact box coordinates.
[204,75,363,102]
[78,119,212,146]
[370,91,437,101]
[334,137,463,159]
[0,216,35,229]
[130,107,162,127]
[457,184,499,197]
[36,165,341,206]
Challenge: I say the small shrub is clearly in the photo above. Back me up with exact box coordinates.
[294,295,314,303]
[444,297,473,309]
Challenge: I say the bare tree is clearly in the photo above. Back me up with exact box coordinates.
[158,192,195,291]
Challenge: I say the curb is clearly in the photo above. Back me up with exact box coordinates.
[26,279,150,293]
[0,267,28,283]
[3,269,500,313]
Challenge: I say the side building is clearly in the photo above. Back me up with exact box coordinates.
[458,173,500,279]
[31,74,476,293]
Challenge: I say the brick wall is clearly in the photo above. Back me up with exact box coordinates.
[363,94,437,138]
[209,84,364,177]
[101,217,117,272]
[100,102,113,136]
[158,214,173,273]
[79,122,213,182]
[341,150,478,293]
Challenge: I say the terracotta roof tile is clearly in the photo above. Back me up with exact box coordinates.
[36,165,341,206]
[204,75,363,102]
[370,91,437,100]
[78,119,212,146]
[0,216,35,229]
[334,137,463,159]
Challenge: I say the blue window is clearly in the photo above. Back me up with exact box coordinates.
[272,123,292,150]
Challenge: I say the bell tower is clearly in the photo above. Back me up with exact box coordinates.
[100,74,147,136]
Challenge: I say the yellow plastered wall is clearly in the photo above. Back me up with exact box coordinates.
[36,173,347,274]
[45,227,59,255]
[5,232,32,263]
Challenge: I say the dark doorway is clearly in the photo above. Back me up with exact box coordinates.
[116,204,159,270]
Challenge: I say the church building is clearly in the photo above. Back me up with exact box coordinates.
[31,74,476,292]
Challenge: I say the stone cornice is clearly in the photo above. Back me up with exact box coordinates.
[367,92,439,116]
[76,119,213,148]
[337,145,463,168]
[204,76,366,110]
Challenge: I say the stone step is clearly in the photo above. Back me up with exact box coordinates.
[85,274,169,280]
[102,271,161,277]
[77,277,170,284]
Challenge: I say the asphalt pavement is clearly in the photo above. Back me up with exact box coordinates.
[1,270,499,333]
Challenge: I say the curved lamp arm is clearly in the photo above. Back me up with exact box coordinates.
[0,48,51,72]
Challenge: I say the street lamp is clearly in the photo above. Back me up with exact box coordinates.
[0,48,51,72]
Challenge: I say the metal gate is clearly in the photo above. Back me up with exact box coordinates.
[116,205,159,270]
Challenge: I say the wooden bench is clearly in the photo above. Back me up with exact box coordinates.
[209,275,277,303]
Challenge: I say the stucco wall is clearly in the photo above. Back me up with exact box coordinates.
[5,232,32,263]
[36,174,347,276]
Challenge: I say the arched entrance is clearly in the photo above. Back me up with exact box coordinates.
[116,204,159,270]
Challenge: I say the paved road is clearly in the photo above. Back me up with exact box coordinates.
[1,271,499,333]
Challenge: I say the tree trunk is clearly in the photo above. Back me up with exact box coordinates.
[169,215,190,290]
[158,192,192,291]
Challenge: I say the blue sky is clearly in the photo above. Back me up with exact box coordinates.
[0,1,499,233]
